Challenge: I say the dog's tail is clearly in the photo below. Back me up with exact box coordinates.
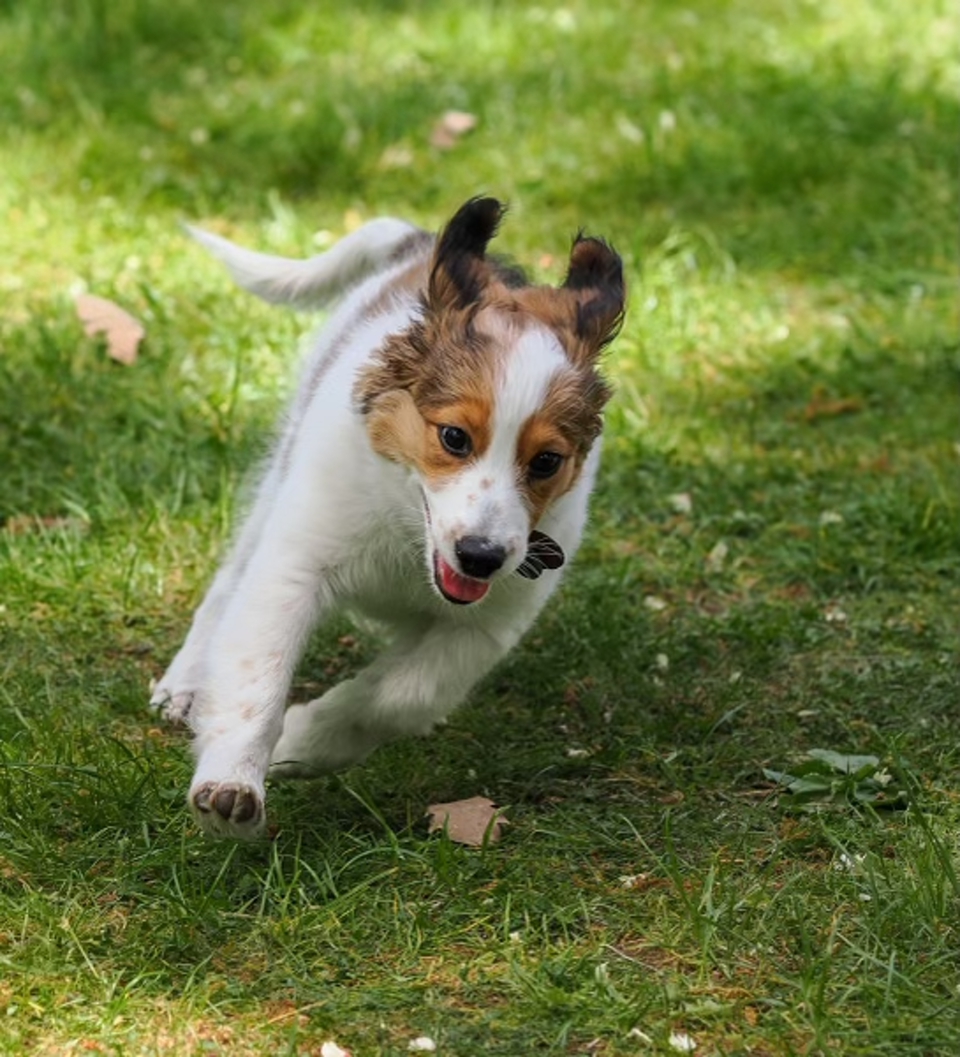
[186,218,426,309]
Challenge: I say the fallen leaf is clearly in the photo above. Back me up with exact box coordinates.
[75,294,145,365]
[668,491,693,515]
[430,110,478,150]
[426,795,507,846]
[320,1042,352,1057]
[802,386,863,422]
[3,514,88,535]
[705,540,728,573]
[408,1038,437,1053]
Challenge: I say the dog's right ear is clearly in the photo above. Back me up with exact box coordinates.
[562,235,625,356]
[428,197,504,312]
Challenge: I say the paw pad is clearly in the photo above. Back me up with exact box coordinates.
[191,781,264,836]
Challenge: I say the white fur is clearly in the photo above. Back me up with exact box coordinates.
[152,217,603,839]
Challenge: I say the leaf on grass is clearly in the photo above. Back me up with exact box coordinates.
[320,1042,353,1057]
[408,1038,437,1053]
[430,110,478,150]
[705,539,728,573]
[807,748,879,775]
[764,748,909,811]
[4,514,88,535]
[668,1030,697,1053]
[76,294,145,365]
[803,387,864,422]
[426,796,507,846]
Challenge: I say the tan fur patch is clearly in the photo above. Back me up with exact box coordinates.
[366,389,425,465]
[366,388,497,486]
[515,381,594,524]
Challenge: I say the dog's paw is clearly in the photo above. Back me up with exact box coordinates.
[149,680,196,725]
[190,780,266,839]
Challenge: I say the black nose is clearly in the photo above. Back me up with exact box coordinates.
[455,536,507,579]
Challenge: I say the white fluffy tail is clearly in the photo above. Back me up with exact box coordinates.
[186,218,424,308]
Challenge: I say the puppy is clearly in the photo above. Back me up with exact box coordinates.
[151,197,624,838]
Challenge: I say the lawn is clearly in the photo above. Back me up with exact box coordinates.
[0,0,957,1054]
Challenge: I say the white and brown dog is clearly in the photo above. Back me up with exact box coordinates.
[151,197,624,838]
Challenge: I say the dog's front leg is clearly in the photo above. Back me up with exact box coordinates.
[187,543,330,839]
[270,621,512,777]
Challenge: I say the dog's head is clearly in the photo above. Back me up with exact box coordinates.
[357,197,624,605]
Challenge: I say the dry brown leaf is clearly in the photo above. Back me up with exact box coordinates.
[75,293,145,365]
[4,514,88,535]
[430,110,478,150]
[802,386,863,422]
[426,795,507,846]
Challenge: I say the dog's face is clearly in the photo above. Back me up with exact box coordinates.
[357,197,624,605]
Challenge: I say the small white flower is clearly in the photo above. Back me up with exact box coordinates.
[833,852,865,872]
[644,595,668,611]
[819,511,844,527]
[320,1043,351,1057]
[655,653,670,671]
[668,492,693,515]
[409,1038,437,1052]
[669,1030,696,1052]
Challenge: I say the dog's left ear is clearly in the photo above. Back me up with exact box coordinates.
[429,196,504,311]
[563,235,625,356]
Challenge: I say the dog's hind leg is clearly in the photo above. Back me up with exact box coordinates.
[149,457,284,724]
[269,621,512,778]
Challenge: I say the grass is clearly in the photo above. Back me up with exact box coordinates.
[0,0,957,1053]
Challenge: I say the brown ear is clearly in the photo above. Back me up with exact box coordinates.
[563,235,625,353]
[429,196,504,311]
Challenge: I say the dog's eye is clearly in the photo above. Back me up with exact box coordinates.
[529,451,564,480]
[439,425,472,458]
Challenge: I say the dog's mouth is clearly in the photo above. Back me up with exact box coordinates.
[433,551,491,605]
[432,531,567,605]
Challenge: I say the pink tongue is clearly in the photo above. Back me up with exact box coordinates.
[436,555,491,604]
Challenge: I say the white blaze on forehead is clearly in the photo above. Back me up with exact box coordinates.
[490,324,570,448]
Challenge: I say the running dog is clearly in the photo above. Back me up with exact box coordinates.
[151,197,624,838]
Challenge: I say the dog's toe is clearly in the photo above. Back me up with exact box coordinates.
[190,781,266,838]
